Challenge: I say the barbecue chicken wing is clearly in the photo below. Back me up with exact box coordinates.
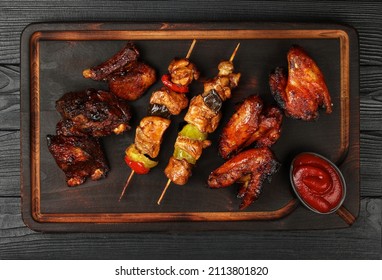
[47,134,109,187]
[269,45,332,121]
[83,42,156,101]
[208,147,280,210]
[219,95,282,159]
[55,89,131,137]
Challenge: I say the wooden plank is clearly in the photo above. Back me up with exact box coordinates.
[0,65,20,130]
[0,196,380,259]
[360,66,382,130]
[0,1,381,65]
[0,131,20,196]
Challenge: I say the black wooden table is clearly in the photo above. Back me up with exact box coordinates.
[0,1,381,259]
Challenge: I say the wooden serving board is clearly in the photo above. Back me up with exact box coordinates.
[20,22,359,232]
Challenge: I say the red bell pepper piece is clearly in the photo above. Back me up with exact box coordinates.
[124,156,150,174]
[161,74,189,93]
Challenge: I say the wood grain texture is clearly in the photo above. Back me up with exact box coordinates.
[0,197,380,259]
[0,66,20,130]
[0,1,381,65]
[0,0,381,260]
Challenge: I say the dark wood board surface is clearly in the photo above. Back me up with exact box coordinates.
[0,0,381,259]
[20,22,359,231]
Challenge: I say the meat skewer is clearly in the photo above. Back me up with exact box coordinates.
[118,39,199,201]
[157,43,241,205]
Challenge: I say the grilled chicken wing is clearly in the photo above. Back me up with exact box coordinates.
[243,106,283,149]
[219,95,282,159]
[208,147,279,210]
[83,42,156,101]
[269,45,332,121]
[219,95,263,159]
[55,89,131,137]
[47,134,109,187]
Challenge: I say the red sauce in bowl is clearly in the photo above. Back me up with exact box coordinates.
[291,153,345,214]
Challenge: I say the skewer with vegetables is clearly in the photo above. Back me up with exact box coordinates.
[119,40,199,201]
[157,43,241,205]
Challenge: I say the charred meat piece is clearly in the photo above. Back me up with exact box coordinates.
[208,147,279,210]
[83,42,140,81]
[219,95,263,159]
[108,61,156,101]
[164,156,193,186]
[269,45,332,121]
[83,42,156,101]
[134,116,171,159]
[219,95,283,159]
[55,89,131,137]
[47,134,109,187]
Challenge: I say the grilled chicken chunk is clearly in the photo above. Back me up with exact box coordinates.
[203,61,241,101]
[168,58,200,86]
[83,42,156,101]
[134,116,171,158]
[184,95,222,133]
[164,156,193,186]
[208,147,279,210]
[55,89,131,137]
[269,45,332,121]
[47,134,109,187]
[150,87,189,115]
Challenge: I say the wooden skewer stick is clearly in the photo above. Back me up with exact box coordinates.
[118,170,135,202]
[229,43,240,62]
[118,39,197,202]
[157,43,241,206]
[157,179,172,205]
[186,39,197,59]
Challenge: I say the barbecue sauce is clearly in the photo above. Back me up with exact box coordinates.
[291,153,344,213]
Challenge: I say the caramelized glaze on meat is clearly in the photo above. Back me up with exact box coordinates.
[269,45,332,121]
[47,134,109,187]
[219,95,283,159]
[83,42,156,101]
[208,147,279,209]
[55,89,131,137]
[219,95,263,159]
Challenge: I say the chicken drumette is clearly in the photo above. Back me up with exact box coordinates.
[269,45,332,121]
